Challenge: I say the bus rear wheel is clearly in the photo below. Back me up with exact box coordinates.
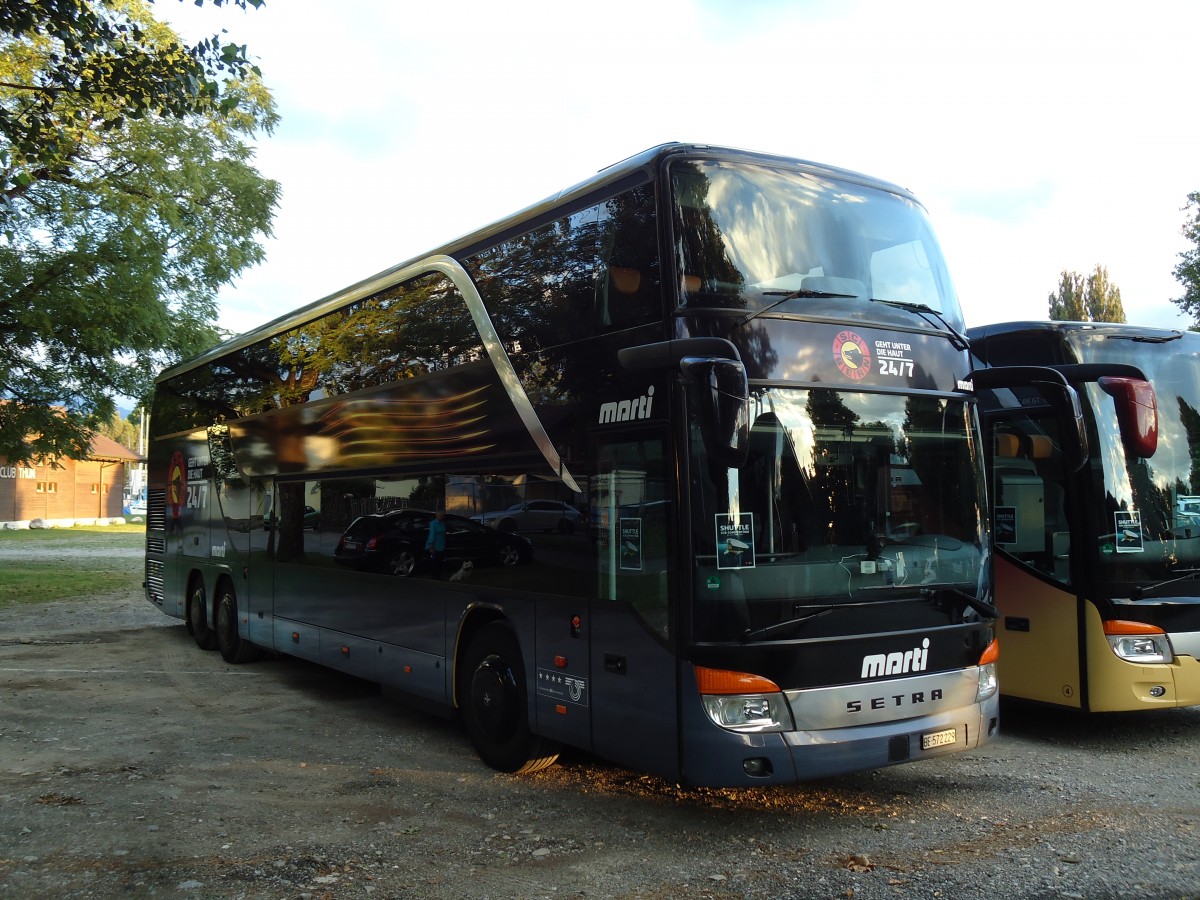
[459,622,560,774]
[187,579,217,651]
[215,583,259,664]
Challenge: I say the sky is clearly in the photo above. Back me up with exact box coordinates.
[163,0,1200,338]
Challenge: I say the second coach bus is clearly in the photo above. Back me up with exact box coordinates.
[969,320,1200,711]
[146,143,1003,786]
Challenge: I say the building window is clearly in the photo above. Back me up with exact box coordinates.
[46,482,58,493]
[37,482,45,493]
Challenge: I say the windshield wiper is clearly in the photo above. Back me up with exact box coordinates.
[1108,331,1184,344]
[743,606,833,641]
[737,288,857,326]
[1132,569,1200,599]
[918,583,1000,619]
[869,298,970,351]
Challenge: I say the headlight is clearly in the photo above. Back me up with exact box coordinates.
[976,639,999,701]
[1104,621,1174,664]
[701,693,793,733]
[694,665,795,733]
[977,662,998,701]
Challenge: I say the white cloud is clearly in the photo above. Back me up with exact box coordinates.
[164,0,1200,336]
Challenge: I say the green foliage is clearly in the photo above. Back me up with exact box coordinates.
[97,407,139,450]
[0,0,278,464]
[1173,192,1200,327]
[1047,265,1126,323]
[0,0,263,201]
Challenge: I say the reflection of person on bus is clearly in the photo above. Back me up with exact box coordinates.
[425,510,447,578]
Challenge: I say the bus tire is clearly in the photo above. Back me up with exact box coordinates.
[215,583,259,664]
[187,578,218,651]
[459,622,560,774]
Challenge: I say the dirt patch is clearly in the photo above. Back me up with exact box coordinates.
[2,591,1199,899]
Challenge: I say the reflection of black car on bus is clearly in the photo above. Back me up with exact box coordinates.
[334,509,533,577]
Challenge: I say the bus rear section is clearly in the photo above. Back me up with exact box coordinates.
[970,321,1200,711]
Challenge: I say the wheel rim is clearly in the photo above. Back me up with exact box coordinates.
[390,552,415,577]
[189,589,206,632]
[470,655,518,743]
[216,595,234,643]
[499,546,520,566]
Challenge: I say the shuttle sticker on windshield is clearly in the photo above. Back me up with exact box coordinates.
[716,513,755,569]
[833,330,872,380]
[619,518,643,571]
[1115,510,1144,553]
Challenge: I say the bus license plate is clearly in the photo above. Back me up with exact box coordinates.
[921,728,957,750]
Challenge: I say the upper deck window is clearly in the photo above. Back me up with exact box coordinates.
[670,159,963,331]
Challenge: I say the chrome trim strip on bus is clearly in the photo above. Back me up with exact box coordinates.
[1170,631,1200,659]
[784,668,981,731]
[425,255,581,494]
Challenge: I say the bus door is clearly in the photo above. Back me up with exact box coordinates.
[969,369,1094,710]
[587,430,680,779]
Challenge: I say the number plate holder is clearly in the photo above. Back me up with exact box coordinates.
[920,727,957,750]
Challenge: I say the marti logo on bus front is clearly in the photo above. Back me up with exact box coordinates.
[860,637,931,679]
[598,385,654,424]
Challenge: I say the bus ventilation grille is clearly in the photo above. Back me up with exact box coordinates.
[145,559,164,606]
[147,489,166,531]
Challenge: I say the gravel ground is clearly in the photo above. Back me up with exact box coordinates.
[1,589,1199,900]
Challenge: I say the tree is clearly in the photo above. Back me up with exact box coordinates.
[1047,264,1126,323]
[97,407,139,451]
[0,0,263,204]
[0,0,278,464]
[1172,192,1200,326]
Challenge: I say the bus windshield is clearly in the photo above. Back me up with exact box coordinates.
[671,158,963,330]
[1083,375,1200,596]
[690,387,987,642]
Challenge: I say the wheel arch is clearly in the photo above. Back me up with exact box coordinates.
[185,566,236,631]
[451,603,511,710]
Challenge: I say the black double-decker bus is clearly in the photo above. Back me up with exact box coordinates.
[146,144,999,786]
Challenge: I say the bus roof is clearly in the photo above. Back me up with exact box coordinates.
[967,320,1188,343]
[159,143,920,383]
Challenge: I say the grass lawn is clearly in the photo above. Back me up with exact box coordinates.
[0,524,146,609]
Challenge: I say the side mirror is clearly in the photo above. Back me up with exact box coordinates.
[680,357,750,468]
[618,337,750,468]
[968,366,1089,471]
[1099,376,1158,458]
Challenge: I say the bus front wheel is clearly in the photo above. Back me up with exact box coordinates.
[187,579,217,651]
[215,583,259,664]
[459,622,560,774]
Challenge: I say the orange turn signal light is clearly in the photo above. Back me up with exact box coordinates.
[694,665,780,695]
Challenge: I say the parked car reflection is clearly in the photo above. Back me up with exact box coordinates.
[334,508,533,577]
[472,500,584,534]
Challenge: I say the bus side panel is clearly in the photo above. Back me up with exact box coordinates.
[588,603,680,782]
[1082,603,1200,710]
[531,599,592,750]
[994,553,1082,707]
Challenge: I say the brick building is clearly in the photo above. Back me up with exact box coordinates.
[0,434,144,527]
